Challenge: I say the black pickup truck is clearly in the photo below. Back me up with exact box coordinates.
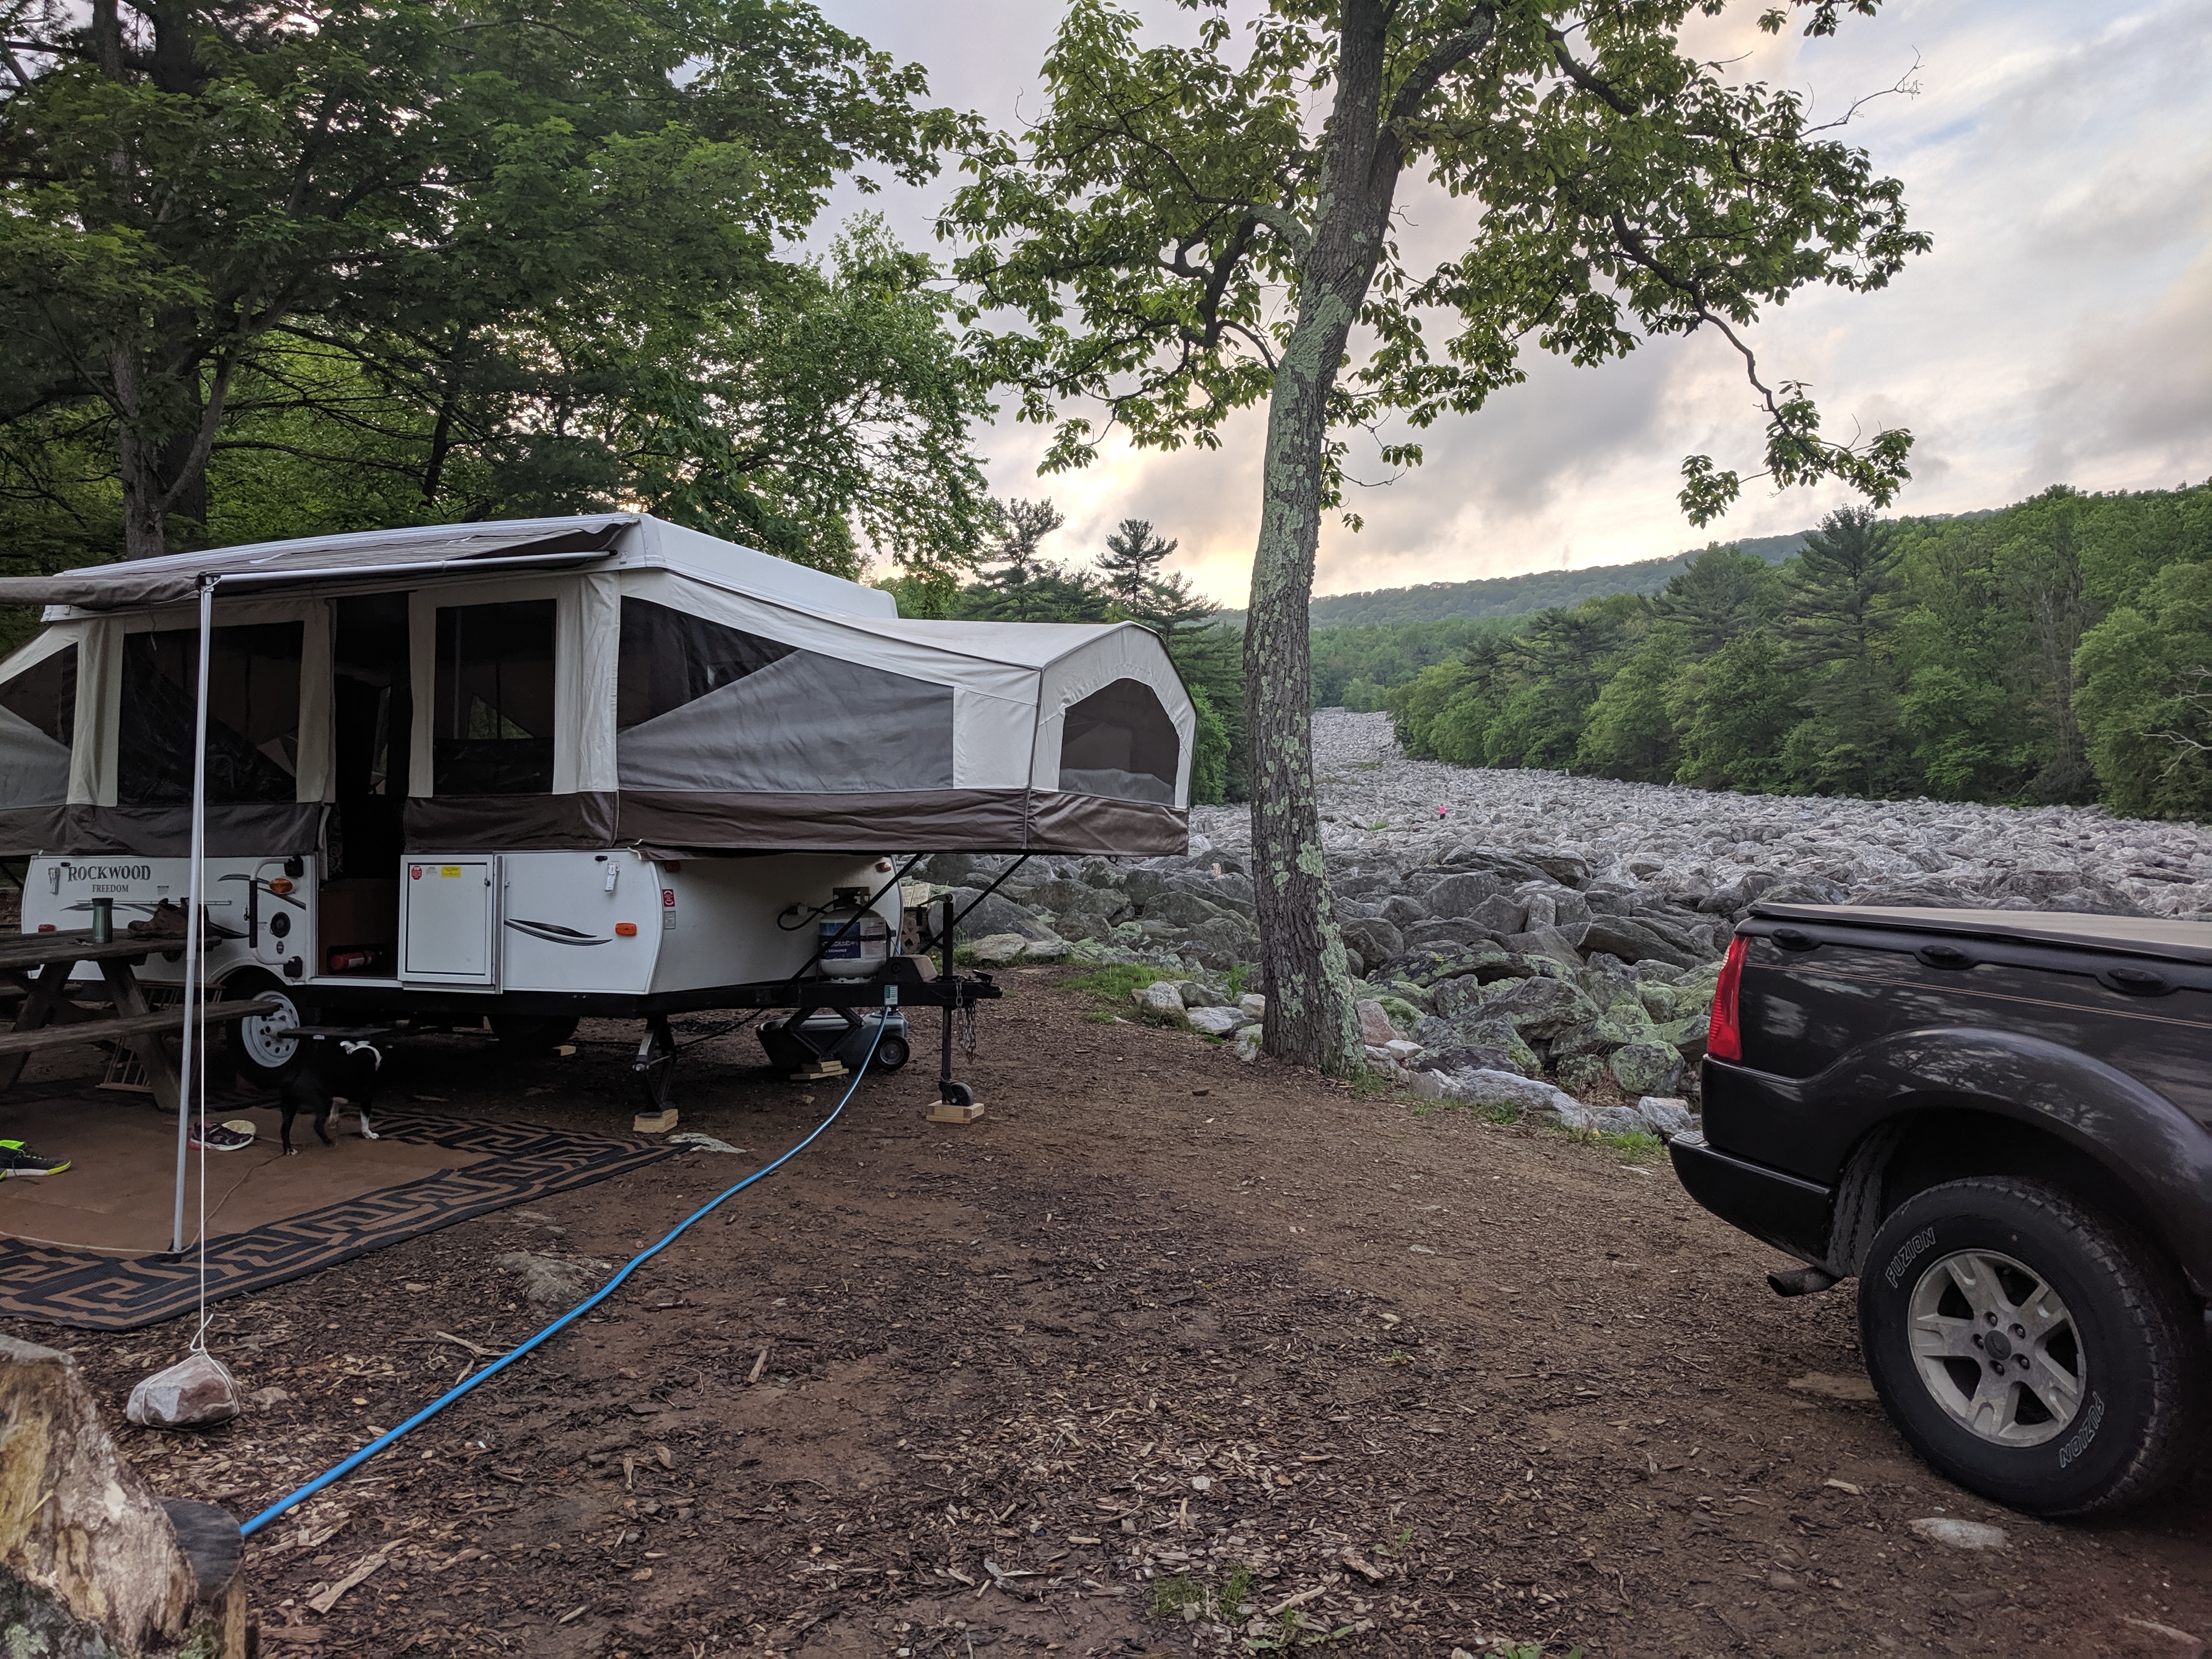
[1669,903,2210,1516]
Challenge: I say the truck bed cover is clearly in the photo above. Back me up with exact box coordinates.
[1747,903,2212,967]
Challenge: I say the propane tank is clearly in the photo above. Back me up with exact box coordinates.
[816,887,891,979]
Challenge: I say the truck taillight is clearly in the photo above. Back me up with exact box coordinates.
[1707,932,1749,1064]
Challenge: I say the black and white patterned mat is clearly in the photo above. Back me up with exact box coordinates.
[0,1108,675,1331]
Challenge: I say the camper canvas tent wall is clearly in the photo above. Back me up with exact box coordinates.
[0,511,1193,1089]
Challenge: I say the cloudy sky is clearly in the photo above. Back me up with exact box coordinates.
[815,1,2212,604]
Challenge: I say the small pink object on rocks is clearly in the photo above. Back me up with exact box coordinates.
[1355,999,1399,1047]
[126,1350,243,1430]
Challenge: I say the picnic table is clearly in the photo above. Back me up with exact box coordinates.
[0,929,279,1114]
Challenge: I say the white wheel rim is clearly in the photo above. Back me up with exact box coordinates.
[238,990,302,1069]
[1906,1247,2084,1448]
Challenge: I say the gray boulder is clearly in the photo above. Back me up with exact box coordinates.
[1469,893,1529,935]
[1636,1095,1696,1136]
[1591,1105,1652,1137]
[1429,1067,1584,1119]
[1503,924,1590,966]
[1608,1041,1685,1096]
[1552,1013,1653,1065]
[1145,887,1236,928]
[1484,975,1599,1039]
[1580,915,1701,969]
[1422,870,1508,917]
[1188,1005,1250,1037]
[1381,893,1430,927]
[945,888,1056,943]
[1339,915,1405,967]
[1404,917,1496,950]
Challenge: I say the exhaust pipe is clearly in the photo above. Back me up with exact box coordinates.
[1767,1266,1840,1298]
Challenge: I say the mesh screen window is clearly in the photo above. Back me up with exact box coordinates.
[433,600,556,795]
[1057,678,1180,804]
[119,625,302,805]
[0,645,76,807]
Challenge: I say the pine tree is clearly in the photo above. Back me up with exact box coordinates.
[1779,505,1915,796]
[1098,519,1176,608]
[976,498,1068,621]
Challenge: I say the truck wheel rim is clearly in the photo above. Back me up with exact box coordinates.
[1906,1248,2083,1448]
[239,991,302,1068]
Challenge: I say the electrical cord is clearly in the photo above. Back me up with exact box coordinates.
[238,1008,889,1539]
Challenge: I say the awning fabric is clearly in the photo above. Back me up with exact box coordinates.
[0,517,633,612]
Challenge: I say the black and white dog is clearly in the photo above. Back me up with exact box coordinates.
[276,1039,384,1155]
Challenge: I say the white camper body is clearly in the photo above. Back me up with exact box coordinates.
[0,515,1194,1077]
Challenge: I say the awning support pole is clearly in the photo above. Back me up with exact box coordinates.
[170,574,217,1256]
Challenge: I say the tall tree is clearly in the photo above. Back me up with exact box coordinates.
[0,0,969,567]
[1779,503,1912,795]
[948,0,1926,1072]
[1098,517,1177,607]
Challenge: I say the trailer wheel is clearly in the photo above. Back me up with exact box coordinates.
[491,1015,579,1054]
[873,1033,910,1072]
[223,969,308,1089]
[1858,1176,2209,1516]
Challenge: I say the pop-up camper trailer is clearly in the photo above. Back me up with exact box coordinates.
[0,514,1193,1098]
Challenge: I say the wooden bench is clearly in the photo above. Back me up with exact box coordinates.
[0,998,282,1058]
[0,929,284,1114]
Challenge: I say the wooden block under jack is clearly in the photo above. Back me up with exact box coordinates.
[927,1099,985,1125]
[789,1059,847,1081]
[633,1108,679,1134]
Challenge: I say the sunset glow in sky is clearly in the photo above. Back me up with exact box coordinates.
[817,1,2212,603]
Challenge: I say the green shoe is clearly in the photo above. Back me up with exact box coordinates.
[0,1138,70,1177]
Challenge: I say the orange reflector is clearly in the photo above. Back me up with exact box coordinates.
[268,877,293,896]
[615,922,638,937]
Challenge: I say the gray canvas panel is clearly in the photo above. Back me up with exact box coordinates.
[616,787,1185,856]
[0,707,70,807]
[0,805,70,857]
[404,791,618,852]
[1025,790,1188,857]
[49,803,326,857]
[617,789,1032,852]
[616,650,954,793]
[1056,766,1174,805]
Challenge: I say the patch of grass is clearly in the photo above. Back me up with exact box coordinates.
[1151,1573,1203,1617]
[1219,1565,1254,1619]
[1083,1009,1116,1024]
[1226,962,1250,999]
[1062,962,1183,1023]
[1604,1129,1664,1160]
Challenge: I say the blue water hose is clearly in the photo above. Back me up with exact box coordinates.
[239,1010,889,1538]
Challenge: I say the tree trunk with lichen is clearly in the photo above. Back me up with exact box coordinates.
[1243,1,1400,1076]
[1244,307,1364,1075]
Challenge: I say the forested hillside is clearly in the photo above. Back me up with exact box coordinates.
[1385,484,2212,820]
[1220,530,1808,627]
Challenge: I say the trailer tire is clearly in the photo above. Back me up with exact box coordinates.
[1858,1176,2208,1516]
[223,969,309,1089]
[873,1033,910,1072]
[491,1015,579,1054]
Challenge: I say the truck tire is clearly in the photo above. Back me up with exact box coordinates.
[1858,1176,2208,1516]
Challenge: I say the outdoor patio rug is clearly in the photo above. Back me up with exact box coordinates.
[0,1106,676,1331]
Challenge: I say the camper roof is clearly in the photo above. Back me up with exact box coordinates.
[0,514,896,621]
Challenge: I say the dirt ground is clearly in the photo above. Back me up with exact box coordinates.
[15,967,2211,1657]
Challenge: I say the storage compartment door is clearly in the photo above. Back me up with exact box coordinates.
[402,856,499,986]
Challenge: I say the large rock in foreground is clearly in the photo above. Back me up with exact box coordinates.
[2,1336,249,1656]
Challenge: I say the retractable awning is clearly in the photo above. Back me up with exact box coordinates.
[0,516,633,613]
